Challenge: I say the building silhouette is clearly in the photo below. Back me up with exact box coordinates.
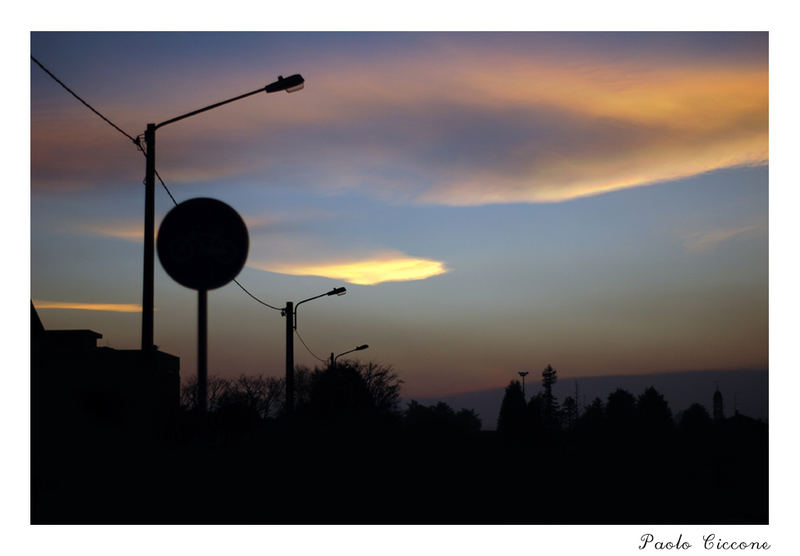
[31,302,180,444]
[713,384,724,422]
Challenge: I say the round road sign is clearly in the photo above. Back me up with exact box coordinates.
[157,197,249,291]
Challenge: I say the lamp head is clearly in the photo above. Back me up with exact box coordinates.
[328,287,347,296]
[356,344,369,351]
[265,74,305,93]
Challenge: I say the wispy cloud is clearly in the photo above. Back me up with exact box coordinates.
[683,225,758,252]
[33,300,144,313]
[251,251,449,285]
[32,34,768,206]
[84,221,143,242]
[406,57,767,205]
[242,210,339,234]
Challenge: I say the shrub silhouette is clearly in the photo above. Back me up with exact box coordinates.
[541,364,560,429]
[606,388,636,438]
[679,403,712,435]
[636,386,674,436]
[404,400,481,435]
[497,379,526,435]
[296,360,402,427]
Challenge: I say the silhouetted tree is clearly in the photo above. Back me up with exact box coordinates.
[497,380,526,435]
[180,375,233,412]
[180,373,285,421]
[606,388,636,437]
[292,366,313,409]
[561,395,578,430]
[309,366,368,419]
[679,403,712,435]
[636,386,673,435]
[541,364,560,429]
[296,360,402,425]
[526,391,545,432]
[454,408,482,433]
[216,374,284,419]
[404,400,431,429]
[576,397,605,433]
[404,400,481,435]
[208,376,232,412]
[359,361,403,414]
[179,377,195,410]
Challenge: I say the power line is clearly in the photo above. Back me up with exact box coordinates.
[154,168,178,206]
[134,137,179,206]
[148,163,280,311]
[295,328,327,364]
[35,55,336,385]
[233,279,282,311]
[31,56,139,145]
[33,55,283,313]
[139,159,280,311]
[31,56,179,206]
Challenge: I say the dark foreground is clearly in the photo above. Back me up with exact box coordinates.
[32,414,767,524]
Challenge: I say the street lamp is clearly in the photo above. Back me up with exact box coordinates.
[139,74,305,354]
[282,286,347,414]
[519,371,529,398]
[330,344,369,370]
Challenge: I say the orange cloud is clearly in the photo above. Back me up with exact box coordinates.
[84,222,143,241]
[211,52,768,206]
[33,300,144,313]
[412,58,767,205]
[251,252,449,285]
[32,38,767,206]
[420,129,767,205]
[683,225,758,252]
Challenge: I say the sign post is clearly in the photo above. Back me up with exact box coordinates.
[157,198,249,415]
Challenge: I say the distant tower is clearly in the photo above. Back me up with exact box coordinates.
[713,384,724,422]
[518,371,529,398]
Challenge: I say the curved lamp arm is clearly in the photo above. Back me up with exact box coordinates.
[293,287,347,329]
[335,344,369,362]
[156,74,305,130]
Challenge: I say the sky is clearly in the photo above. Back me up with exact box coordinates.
[29,31,768,398]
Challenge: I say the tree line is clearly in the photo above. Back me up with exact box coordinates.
[178,359,481,435]
[497,363,743,440]
[33,355,767,524]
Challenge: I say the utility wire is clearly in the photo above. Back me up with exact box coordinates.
[233,278,282,311]
[30,56,178,204]
[33,55,284,313]
[134,138,180,206]
[31,56,138,145]
[36,54,331,368]
[154,169,179,206]
[139,154,279,310]
[32,56,178,206]
[139,148,280,312]
[146,159,280,311]
[295,328,328,364]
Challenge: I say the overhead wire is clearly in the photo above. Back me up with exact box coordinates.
[295,328,328,364]
[33,55,340,366]
[31,56,139,145]
[31,55,285,314]
[233,278,282,311]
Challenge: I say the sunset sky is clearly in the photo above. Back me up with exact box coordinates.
[30,32,768,397]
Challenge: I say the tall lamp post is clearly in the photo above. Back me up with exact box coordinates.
[283,286,347,414]
[139,74,305,353]
[519,371,529,398]
[330,344,369,370]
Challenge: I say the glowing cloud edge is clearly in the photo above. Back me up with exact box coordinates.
[250,254,450,285]
[33,300,145,313]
